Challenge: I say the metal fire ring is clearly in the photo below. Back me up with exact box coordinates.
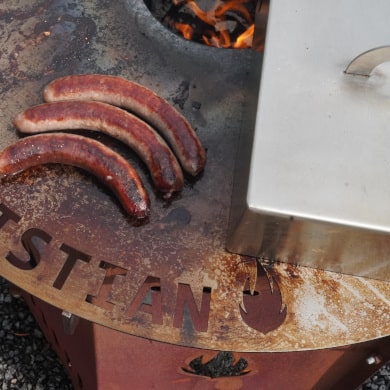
[0,0,388,353]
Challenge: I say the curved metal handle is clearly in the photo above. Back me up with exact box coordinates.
[345,46,390,76]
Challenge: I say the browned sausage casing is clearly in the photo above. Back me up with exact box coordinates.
[0,133,150,219]
[43,74,206,176]
[14,100,184,197]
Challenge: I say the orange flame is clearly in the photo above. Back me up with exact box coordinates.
[172,0,255,49]
[175,22,194,40]
[233,23,254,48]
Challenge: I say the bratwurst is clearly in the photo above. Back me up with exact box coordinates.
[43,74,206,176]
[0,133,150,219]
[14,100,184,197]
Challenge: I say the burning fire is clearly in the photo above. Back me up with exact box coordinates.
[167,0,256,49]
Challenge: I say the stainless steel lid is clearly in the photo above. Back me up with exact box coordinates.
[228,0,390,281]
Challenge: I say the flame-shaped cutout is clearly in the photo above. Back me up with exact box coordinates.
[238,258,286,334]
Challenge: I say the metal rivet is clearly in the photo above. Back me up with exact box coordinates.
[366,354,382,365]
[61,310,80,336]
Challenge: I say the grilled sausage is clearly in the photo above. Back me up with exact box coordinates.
[14,100,184,197]
[0,133,150,219]
[43,74,206,176]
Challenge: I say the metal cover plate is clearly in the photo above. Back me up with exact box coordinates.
[228,0,390,281]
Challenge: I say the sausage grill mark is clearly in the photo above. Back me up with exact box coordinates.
[0,133,150,219]
[14,100,184,197]
[43,74,207,176]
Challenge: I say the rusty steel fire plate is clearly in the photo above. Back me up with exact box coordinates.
[0,0,389,353]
